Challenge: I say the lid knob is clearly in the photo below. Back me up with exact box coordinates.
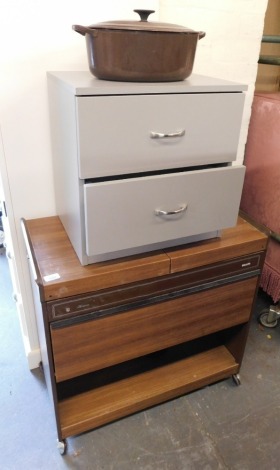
[133,9,155,22]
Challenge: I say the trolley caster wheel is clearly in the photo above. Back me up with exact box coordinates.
[232,374,241,386]
[258,309,278,328]
[57,439,67,455]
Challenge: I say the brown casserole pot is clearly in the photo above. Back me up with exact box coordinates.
[73,10,205,82]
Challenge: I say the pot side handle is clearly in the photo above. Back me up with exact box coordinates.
[72,24,95,36]
[199,31,206,39]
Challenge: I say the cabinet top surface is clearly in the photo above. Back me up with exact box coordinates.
[47,71,247,95]
[22,216,267,302]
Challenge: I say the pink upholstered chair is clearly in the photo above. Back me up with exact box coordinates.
[240,92,280,326]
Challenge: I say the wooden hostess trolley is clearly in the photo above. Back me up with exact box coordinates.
[22,216,267,453]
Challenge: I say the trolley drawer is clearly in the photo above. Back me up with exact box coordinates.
[50,276,257,382]
[46,252,263,322]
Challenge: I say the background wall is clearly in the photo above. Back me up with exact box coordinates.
[255,0,280,91]
[160,0,269,163]
[0,0,268,367]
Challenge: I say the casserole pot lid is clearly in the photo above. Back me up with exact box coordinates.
[89,9,200,34]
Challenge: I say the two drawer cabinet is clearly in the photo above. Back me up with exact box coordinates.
[47,72,247,264]
[22,215,267,453]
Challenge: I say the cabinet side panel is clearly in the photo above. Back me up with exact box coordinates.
[47,75,86,264]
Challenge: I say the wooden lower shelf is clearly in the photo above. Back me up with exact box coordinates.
[58,345,238,439]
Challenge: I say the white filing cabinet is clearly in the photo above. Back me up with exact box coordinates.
[47,72,246,264]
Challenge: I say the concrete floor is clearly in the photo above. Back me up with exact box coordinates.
[1,252,280,470]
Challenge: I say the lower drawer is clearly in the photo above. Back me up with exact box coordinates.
[84,166,245,260]
[51,276,257,382]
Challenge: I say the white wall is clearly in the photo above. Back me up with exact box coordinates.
[160,0,268,163]
[0,0,268,367]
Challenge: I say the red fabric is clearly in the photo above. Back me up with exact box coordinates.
[240,92,280,302]
[260,239,280,302]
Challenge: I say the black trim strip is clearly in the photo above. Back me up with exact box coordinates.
[51,270,260,330]
[77,91,244,98]
[84,163,229,184]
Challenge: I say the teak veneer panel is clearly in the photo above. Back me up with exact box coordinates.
[22,217,170,301]
[51,277,257,382]
[165,216,267,273]
[23,216,267,302]
[58,346,238,439]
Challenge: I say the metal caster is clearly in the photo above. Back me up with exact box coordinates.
[57,439,67,455]
[232,374,241,386]
[258,308,279,328]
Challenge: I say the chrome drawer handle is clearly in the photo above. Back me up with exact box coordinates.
[155,204,188,216]
[150,129,185,139]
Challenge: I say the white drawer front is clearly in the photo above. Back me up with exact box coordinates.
[84,166,245,257]
[76,93,244,178]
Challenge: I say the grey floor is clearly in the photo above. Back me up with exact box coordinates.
[1,252,280,470]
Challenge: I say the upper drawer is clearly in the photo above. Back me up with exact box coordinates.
[76,92,245,178]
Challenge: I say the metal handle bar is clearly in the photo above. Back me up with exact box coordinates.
[154,204,187,216]
[150,129,185,139]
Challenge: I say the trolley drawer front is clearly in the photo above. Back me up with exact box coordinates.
[47,253,262,322]
[51,276,258,382]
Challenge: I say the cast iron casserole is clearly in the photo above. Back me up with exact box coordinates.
[73,10,205,82]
